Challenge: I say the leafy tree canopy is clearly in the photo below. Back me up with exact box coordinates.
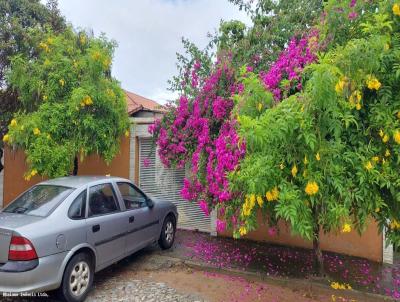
[152,0,400,276]
[167,38,213,99]
[5,28,129,178]
[0,0,65,171]
[167,0,324,103]
[225,0,400,274]
[226,0,324,71]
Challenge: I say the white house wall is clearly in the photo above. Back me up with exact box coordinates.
[129,123,135,182]
[0,157,3,208]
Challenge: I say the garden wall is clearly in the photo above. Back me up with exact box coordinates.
[219,211,383,262]
[2,137,384,263]
[2,135,130,206]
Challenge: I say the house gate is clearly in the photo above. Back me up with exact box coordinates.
[138,137,211,232]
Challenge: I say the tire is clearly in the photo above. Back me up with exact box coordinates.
[58,253,94,302]
[158,215,176,250]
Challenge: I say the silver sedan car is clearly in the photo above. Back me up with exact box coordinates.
[0,176,178,302]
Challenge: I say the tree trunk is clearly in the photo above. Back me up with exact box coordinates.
[0,148,3,173]
[72,156,78,176]
[313,224,324,276]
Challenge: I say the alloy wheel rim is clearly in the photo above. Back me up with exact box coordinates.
[165,221,174,243]
[69,261,90,297]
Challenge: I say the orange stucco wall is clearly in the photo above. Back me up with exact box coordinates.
[2,136,383,262]
[219,211,383,262]
[78,136,130,179]
[3,146,46,206]
[2,135,130,206]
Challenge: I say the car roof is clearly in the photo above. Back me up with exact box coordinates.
[39,176,129,189]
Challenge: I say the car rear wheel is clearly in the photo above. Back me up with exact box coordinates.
[158,215,176,250]
[58,253,94,302]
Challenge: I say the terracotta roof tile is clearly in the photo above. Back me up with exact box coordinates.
[124,90,165,115]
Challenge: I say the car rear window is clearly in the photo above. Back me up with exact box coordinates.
[3,185,74,217]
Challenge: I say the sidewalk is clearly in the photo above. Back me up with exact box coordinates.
[153,230,400,300]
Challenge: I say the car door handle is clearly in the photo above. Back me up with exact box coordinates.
[92,224,100,233]
[129,216,135,223]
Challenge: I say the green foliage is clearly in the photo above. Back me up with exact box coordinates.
[0,0,65,86]
[5,28,129,178]
[167,38,213,99]
[319,0,380,48]
[233,66,274,119]
[169,0,324,99]
[0,0,65,170]
[226,0,324,71]
[229,1,400,248]
[217,20,247,51]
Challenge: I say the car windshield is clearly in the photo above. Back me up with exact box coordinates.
[2,185,74,217]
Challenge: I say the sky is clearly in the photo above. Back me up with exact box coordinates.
[55,0,250,103]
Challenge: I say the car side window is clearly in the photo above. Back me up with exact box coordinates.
[88,183,120,217]
[117,182,147,210]
[68,190,87,219]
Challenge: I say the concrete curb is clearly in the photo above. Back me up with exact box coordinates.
[154,253,396,301]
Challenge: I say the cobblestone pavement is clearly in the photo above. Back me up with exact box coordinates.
[84,248,206,302]
[1,278,205,302]
[0,247,206,302]
[86,278,205,302]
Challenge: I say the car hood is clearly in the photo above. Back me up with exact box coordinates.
[0,212,43,230]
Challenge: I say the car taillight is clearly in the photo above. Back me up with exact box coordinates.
[8,236,38,261]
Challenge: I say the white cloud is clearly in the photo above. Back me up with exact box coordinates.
[54,0,250,104]
[149,88,179,104]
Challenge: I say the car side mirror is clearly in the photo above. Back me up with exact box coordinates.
[146,198,154,209]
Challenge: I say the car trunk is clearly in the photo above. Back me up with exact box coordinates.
[0,212,43,263]
[0,228,11,263]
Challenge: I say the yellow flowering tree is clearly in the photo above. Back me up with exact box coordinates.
[225,1,400,275]
[4,28,129,178]
[0,0,66,173]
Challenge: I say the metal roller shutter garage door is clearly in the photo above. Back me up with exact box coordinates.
[139,137,211,233]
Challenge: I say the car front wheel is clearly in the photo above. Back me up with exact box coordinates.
[58,253,94,302]
[158,215,176,250]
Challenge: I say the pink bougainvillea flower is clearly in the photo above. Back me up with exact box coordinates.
[268,227,277,237]
[148,119,160,135]
[143,157,151,167]
[181,178,203,201]
[212,96,233,120]
[260,30,319,101]
[216,219,227,232]
[348,11,358,20]
[199,200,210,216]
[150,63,245,214]
[150,32,318,216]
[231,215,238,226]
